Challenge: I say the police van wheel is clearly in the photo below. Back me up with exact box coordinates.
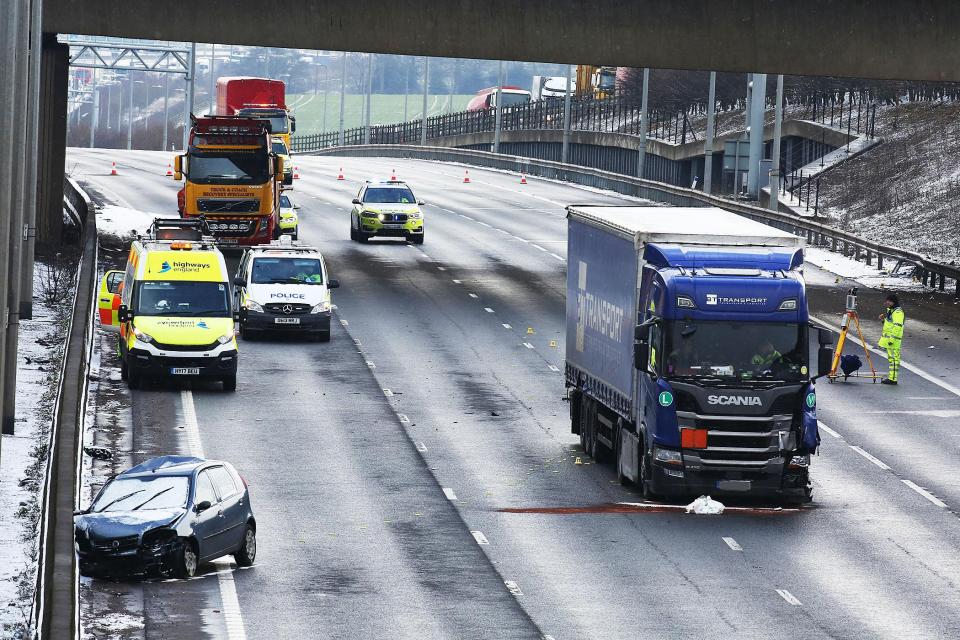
[222,376,237,392]
[357,232,369,243]
[127,369,141,390]
[120,359,129,381]
[314,331,331,343]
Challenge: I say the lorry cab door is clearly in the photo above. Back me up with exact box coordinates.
[97,271,124,333]
[638,275,666,437]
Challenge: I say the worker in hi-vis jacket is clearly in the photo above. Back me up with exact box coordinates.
[878,293,905,385]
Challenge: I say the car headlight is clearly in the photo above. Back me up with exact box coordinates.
[217,330,236,344]
[653,447,683,466]
[377,213,384,222]
[245,300,263,313]
[361,211,377,218]
[133,327,154,344]
[408,212,422,220]
[311,301,331,314]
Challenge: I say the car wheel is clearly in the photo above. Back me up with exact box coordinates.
[222,375,237,392]
[292,231,298,241]
[234,525,257,567]
[174,539,198,578]
[240,325,257,340]
[316,331,331,343]
[409,233,424,245]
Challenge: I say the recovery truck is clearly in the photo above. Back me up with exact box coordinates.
[174,115,284,247]
[215,77,296,149]
[575,65,617,99]
[565,206,833,503]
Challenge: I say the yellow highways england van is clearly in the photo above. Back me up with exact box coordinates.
[98,219,239,391]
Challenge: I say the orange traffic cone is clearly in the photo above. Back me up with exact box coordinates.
[337,167,345,181]
[520,174,527,184]
[293,166,300,180]
[390,169,397,180]
[110,162,118,176]
[463,170,471,184]
[165,163,173,177]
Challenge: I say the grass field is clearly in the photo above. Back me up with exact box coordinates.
[288,93,475,134]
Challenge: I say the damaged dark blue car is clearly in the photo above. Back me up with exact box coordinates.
[74,456,256,578]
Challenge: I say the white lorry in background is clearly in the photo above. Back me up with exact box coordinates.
[531,75,572,101]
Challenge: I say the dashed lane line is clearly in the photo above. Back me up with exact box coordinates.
[548,365,560,373]
[902,480,948,508]
[471,531,490,545]
[850,446,891,471]
[468,293,479,299]
[818,421,841,438]
[484,307,495,313]
[382,388,394,397]
[415,442,428,453]
[442,488,458,501]
[181,391,247,640]
[523,342,535,349]
[776,589,802,606]
[502,323,512,329]
[722,537,743,551]
[504,581,523,596]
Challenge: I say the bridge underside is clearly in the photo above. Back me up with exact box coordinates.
[46,0,960,82]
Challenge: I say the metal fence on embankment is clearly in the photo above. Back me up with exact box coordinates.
[302,144,960,298]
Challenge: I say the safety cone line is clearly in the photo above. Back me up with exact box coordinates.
[110,162,118,176]
[165,163,173,177]
[520,174,527,184]
[337,167,345,180]
[463,170,471,184]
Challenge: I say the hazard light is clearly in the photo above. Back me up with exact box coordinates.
[170,241,193,250]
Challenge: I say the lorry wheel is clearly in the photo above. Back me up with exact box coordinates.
[639,444,658,500]
[614,428,629,485]
[222,376,237,392]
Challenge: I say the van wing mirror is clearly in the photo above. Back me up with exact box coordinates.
[117,304,133,323]
[328,278,340,289]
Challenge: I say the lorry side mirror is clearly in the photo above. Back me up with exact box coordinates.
[633,339,649,371]
[173,155,183,181]
[233,276,246,287]
[275,156,285,177]
[817,345,834,378]
[290,118,296,133]
[635,324,645,341]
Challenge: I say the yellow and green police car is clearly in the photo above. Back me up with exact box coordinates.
[278,193,298,240]
[349,180,424,244]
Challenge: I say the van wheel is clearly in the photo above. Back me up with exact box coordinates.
[120,359,129,381]
[222,376,237,392]
[314,331,331,343]
[356,232,369,243]
[127,369,141,390]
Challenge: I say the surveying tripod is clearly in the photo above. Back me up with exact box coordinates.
[828,287,881,383]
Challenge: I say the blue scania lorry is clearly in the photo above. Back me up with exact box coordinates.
[565,206,833,503]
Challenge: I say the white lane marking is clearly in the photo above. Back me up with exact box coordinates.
[437,266,446,271]
[531,244,548,252]
[452,279,462,284]
[397,413,410,424]
[504,581,523,596]
[549,253,565,261]
[471,531,490,545]
[850,446,890,471]
[902,480,948,508]
[722,537,743,551]
[181,391,247,640]
[442,488,458,501]
[502,323,512,329]
[353,338,362,347]
[776,589,802,606]
[383,388,394,397]
[523,342,535,349]
[812,314,960,398]
[484,307,495,313]
[468,293,479,299]
[340,319,349,326]
[415,441,428,453]
[459,214,474,220]
[511,236,529,243]
[495,228,509,234]
[366,360,376,369]
[477,221,492,228]
[818,421,841,438]
[548,365,560,372]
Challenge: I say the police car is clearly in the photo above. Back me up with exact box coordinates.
[349,180,425,244]
[233,238,339,341]
[278,193,298,240]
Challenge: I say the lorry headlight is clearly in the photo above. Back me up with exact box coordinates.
[779,298,798,311]
[653,447,683,466]
[133,327,154,344]
[311,301,331,314]
[216,330,236,345]
[244,300,263,313]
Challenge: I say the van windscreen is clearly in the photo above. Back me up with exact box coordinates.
[135,281,231,317]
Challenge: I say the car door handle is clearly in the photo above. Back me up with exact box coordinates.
[217,510,224,518]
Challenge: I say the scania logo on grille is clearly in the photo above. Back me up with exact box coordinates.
[282,304,293,315]
[707,394,762,406]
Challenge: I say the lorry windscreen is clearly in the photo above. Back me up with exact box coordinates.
[665,321,806,382]
[597,71,616,91]
[497,93,531,108]
[135,281,231,317]
[188,152,269,184]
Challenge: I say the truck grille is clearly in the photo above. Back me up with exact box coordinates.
[152,340,221,352]
[380,213,408,222]
[265,303,310,315]
[198,198,260,213]
[681,413,792,468]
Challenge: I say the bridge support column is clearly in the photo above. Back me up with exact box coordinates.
[636,68,649,179]
[36,33,68,247]
[768,74,784,211]
[747,73,766,198]
[703,71,716,194]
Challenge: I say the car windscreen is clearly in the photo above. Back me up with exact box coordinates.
[665,320,806,382]
[363,188,416,204]
[135,281,231,317]
[280,195,292,208]
[188,151,269,184]
[92,476,189,512]
[251,257,323,284]
[272,141,288,155]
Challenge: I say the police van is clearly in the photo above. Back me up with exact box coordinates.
[233,237,340,341]
[98,219,239,391]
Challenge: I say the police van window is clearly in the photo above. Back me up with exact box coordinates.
[363,187,416,204]
[194,471,218,505]
[251,258,324,285]
[208,466,239,500]
[135,281,231,317]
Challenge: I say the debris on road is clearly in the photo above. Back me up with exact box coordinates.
[686,495,725,515]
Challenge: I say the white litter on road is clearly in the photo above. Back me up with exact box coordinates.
[686,495,726,515]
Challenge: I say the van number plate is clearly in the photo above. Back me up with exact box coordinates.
[170,367,200,375]
[274,317,300,324]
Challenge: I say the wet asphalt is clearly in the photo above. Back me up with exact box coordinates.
[70,148,960,640]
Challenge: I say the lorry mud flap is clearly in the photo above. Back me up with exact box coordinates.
[619,427,640,482]
[569,389,582,435]
[596,413,616,449]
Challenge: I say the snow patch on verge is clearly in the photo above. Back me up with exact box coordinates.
[95,204,162,245]
[805,247,928,291]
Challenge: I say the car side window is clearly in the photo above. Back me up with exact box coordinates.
[195,470,219,505]
[208,466,238,500]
